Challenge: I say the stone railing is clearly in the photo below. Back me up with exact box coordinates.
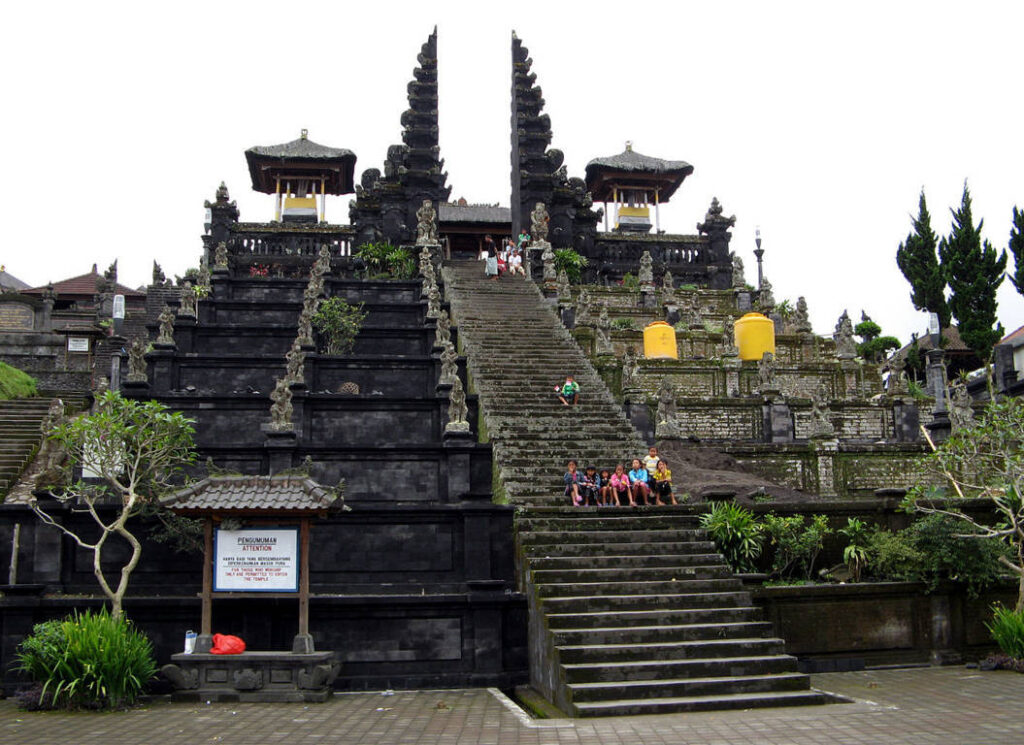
[229,222,356,259]
[577,233,730,287]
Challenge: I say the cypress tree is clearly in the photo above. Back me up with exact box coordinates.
[938,183,1008,360]
[1010,206,1024,297]
[896,191,950,328]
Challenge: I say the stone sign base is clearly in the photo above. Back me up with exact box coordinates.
[162,650,339,703]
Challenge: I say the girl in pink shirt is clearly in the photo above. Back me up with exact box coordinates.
[607,463,633,507]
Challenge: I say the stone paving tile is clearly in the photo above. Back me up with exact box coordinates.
[2,668,1024,745]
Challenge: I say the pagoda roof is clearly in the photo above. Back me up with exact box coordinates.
[0,268,30,291]
[22,266,144,298]
[245,130,357,195]
[163,475,343,516]
[439,203,511,225]
[585,145,694,203]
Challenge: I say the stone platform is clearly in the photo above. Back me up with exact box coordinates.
[162,650,339,703]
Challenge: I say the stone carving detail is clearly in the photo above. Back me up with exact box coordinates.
[575,288,592,326]
[809,388,835,437]
[622,348,641,389]
[439,340,459,385]
[697,197,737,234]
[595,304,612,355]
[419,246,435,279]
[721,316,738,357]
[731,253,746,289]
[268,377,294,432]
[445,375,470,433]
[232,668,264,691]
[297,663,340,690]
[655,378,680,438]
[792,296,812,333]
[757,351,777,393]
[156,305,176,345]
[285,339,306,386]
[638,251,655,292]
[681,293,702,329]
[337,381,360,395]
[416,199,438,245]
[426,279,441,319]
[541,244,556,284]
[530,202,550,245]
[297,306,314,347]
[178,282,197,317]
[160,664,199,690]
[35,398,69,489]
[197,258,211,291]
[833,310,856,359]
[757,276,775,311]
[662,270,676,304]
[948,381,975,433]
[214,241,229,269]
[127,337,148,383]
[556,270,571,303]
[434,309,451,348]
[152,261,166,286]
[887,355,909,395]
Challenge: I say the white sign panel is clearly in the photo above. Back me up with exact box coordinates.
[927,312,940,336]
[67,337,90,352]
[112,295,125,319]
[214,528,299,592]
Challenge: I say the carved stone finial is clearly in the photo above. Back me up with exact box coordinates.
[416,199,438,246]
[556,270,572,303]
[793,296,812,334]
[834,310,856,359]
[757,276,775,311]
[152,261,166,286]
[731,253,746,289]
[445,375,470,433]
[127,337,148,383]
[156,305,176,345]
[268,377,294,431]
[104,260,118,284]
[757,351,778,392]
[216,181,231,203]
[697,197,737,235]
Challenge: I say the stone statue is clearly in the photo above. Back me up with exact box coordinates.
[622,348,641,389]
[596,303,612,354]
[530,202,549,244]
[638,251,655,291]
[655,378,680,438]
[445,375,470,433]
[214,241,229,269]
[268,377,294,431]
[416,200,438,245]
[887,354,909,395]
[757,351,777,392]
[721,316,738,357]
[792,296,812,334]
[834,310,856,359]
[127,337,148,383]
[178,282,197,317]
[541,244,556,283]
[434,309,451,348]
[297,305,314,347]
[152,261,166,286]
[197,258,211,291]
[104,260,118,284]
[426,280,441,319]
[439,340,458,385]
[419,246,434,278]
[662,270,676,304]
[315,244,331,275]
[285,339,305,386]
[758,276,775,311]
[556,270,572,303]
[156,305,176,345]
[809,388,835,437]
[575,288,592,326]
[731,253,746,289]
[948,381,975,432]
[35,398,70,490]
[681,293,702,329]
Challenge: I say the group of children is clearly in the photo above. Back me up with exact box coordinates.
[480,233,529,279]
[562,447,678,507]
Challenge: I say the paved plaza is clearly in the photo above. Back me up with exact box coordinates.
[2,667,1022,745]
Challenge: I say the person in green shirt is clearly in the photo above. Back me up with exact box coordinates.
[555,375,580,406]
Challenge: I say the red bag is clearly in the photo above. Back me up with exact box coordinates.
[209,633,246,655]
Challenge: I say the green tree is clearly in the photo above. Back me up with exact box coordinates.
[854,312,901,363]
[311,297,367,355]
[938,183,1007,360]
[30,391,197,620]
[897,190,950,328]
[1009,206,1024,297]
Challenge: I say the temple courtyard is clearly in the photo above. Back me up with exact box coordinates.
[2,667,1021,745]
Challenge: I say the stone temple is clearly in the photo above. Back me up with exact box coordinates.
[0,29,1017,715]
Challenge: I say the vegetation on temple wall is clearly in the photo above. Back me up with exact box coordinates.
[553,248,588,283]
[356,241,416,279]
[0,361,37,400]
[14,609,156,710]
[838,517,870,583]
[312,298,367,356]
[763,513,831,581]
[620,272,639,291]
[854,316,900,363]
[939,184,1008,360]
[30,392,197,621]
[903,397,1024,609]
[897,190,950,328]
[611,318,638,331]
[1009,206,1024,298]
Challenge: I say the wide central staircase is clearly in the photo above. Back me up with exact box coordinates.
[443,260,826,716]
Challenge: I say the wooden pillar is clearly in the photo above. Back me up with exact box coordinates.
[196,519,214,653]
[293,518,314,653]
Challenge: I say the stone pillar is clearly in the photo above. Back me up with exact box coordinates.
[994,343,1018,394]
[724,358,741,398]
[925,348,951,443]
[892,398,921,442]
[442,430,475,501]
[811,437,839,497]
[263,430,297,474]
[763,394,794,443]
[146,346,176,393]
[735,290,752,312]
[559,304,575,329]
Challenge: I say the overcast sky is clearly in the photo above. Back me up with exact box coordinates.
[2,1,1022,344]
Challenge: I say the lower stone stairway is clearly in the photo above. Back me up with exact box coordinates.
[0,397,70,498]
[442,261,826,717]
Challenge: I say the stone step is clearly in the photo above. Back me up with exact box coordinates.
[555,636,786,664]
[518,514,702,531]
[540,591,752,614]
[530,564,733,585]
[527,553,724,571]
[568,671,811,704]
[521,528,708,545]
[546,605,762,630]
[550,621,775,647]
[562,654,800,684]
[572,689,828,717]
[535,577,743,598]
[522,541,718,558]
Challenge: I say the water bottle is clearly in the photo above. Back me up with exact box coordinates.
[184,630,197,654]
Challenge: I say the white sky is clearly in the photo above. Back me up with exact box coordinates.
[2,0,1022,345]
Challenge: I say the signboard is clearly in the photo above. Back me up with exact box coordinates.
[0,303,34,331]
[214,527,299,592]
[67,337,90,352]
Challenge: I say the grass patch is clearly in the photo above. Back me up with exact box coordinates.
[0,361,37,400]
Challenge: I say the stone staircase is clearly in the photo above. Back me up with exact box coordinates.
[0,397,69,498]
[443,260,825,716]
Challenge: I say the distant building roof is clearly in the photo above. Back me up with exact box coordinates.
[163,475,343,515]
[22,266,144,298]
[585,144,694,203]
[439,203,511,225]
[0,267,30,291]
[245,130,357,195]
[1001,324,1024,348]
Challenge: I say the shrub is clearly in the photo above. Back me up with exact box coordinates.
[0,361,37,400]
[621,272,639,291]
[312,298,368,356]
[700,501,764,573]
[839,517,870,582]
[906,513,1009,597]
[865,527,924,581]
[763,513,831,580]
[553,249,588,283]
[987,604,1024,659]
[611,318,637,331]
[15,609,157,710]
[356,242,414,279]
